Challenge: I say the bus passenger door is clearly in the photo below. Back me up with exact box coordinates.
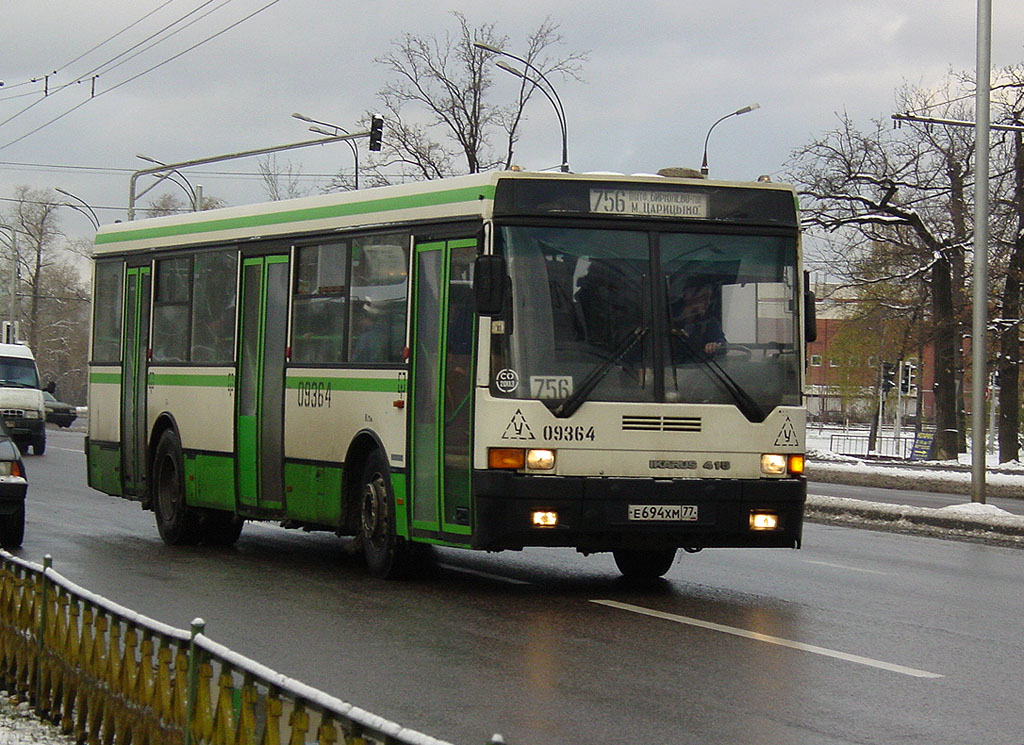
[236,255,289,511]
[409,238,477,539]
[122,265,150,496]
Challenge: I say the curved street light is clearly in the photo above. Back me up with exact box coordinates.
[292,112,360,189]
[136,154,200,211]
[700,103,760,176]
[473,41,569,172]
[55,188,100,230]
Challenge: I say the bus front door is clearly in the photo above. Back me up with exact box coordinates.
[122,266,150,496]
[409,238,477,541]
[236,255,289,512]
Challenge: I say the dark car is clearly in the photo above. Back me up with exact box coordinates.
[0,428,27,548]
[44,391,77,428]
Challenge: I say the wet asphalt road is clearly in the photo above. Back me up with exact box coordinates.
[11,429,1024,745]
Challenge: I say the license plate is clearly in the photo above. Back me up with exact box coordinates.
[627,504,698,521]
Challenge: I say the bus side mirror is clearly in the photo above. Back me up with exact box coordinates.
[804,290,818,343]
[474,255,507,315]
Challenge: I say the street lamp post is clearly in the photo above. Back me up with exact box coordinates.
[292,113,360,189]
[127,130,373,220]
[0,224,20,327]
[473,41,569,172]
[136,155,200,212]
[55,188,100,230]
[700,103,760,176]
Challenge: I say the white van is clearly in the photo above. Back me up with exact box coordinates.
[0,343,47,455]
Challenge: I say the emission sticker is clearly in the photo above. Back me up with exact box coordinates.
[495,368,519,393]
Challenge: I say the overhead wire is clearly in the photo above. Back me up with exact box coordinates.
[0,0,284,151]
[0,0,231,128]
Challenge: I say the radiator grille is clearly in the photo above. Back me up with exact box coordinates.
[0,409,25,419]
[621,415,701,432]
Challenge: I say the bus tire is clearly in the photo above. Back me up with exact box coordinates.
[199,509,244,546]
[360,451,413,579]
[612,548,677,580]
[0,504,25,548]
[152,429,201,545]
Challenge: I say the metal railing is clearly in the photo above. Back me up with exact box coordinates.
[828,434,915,459]
[0,550,469,745]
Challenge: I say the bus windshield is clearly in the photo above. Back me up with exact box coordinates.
[491,224,801,419]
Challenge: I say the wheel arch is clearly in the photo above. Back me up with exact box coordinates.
[144,412,181,509]
[341,429,390,533]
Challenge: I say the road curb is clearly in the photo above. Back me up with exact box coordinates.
[805,494,1024,547]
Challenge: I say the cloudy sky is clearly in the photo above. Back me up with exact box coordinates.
[2,0,1022,238]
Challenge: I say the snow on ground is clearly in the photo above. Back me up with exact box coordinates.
[0,692,74,745]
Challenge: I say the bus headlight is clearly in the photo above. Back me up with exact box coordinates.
[760,453,804,476]
[526,449,555,470]
[760,454,787,475]
[488,448,556,470]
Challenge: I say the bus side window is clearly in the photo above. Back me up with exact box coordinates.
[191,250,237,363]
[152,256,190,362]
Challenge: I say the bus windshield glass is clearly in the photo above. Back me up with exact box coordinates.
[491,224,800,418]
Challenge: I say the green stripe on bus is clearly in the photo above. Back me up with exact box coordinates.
[96,185,496,245]
[90,371,122,384]
[148,373,235,387]
[286,376,404,393]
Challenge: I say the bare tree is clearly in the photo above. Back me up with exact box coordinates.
[368,13,586,180]
[787,78,978,460]
[144,192,226,217]
[258,154,312,201]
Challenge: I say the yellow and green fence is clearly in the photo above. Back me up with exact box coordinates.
[0,550,474,745]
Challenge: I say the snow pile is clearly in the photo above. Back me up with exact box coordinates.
[806,494,1024,545]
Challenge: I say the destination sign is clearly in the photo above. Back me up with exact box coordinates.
[589,188,709,218]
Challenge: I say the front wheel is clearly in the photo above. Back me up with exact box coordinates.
[0,504,25,548]
[32,435,45,456]
[359,451,415,579]
[613,548,677,580]
[152,429,201,545]
[199,509,244,546]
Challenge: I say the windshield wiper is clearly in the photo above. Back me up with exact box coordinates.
[553,326,648,418]
[668,331,766,422]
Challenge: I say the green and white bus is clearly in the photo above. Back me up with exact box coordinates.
[87,170,812,579]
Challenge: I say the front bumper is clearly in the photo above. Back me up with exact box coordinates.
[473,471,805,552]
[3,416,44,439]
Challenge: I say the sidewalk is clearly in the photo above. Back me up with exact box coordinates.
[805,450,1024,547]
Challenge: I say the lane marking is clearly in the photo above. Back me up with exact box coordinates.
[437,563,532,586]
[803,560,889,575]
[591,599,943,679]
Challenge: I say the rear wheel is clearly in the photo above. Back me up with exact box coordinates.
[612,548,677,580]
[152,429,201,545]
[0,504,25,548]
[360,451,415,579]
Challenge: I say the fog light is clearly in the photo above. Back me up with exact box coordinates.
[526,449,555,470]
[750,511,780,531]
[760,453,787,475]
[532,510,558,527]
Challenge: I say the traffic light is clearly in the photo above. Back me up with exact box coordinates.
[368,116,384,151]
[901,362,917,394]
[881,362,897,393]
